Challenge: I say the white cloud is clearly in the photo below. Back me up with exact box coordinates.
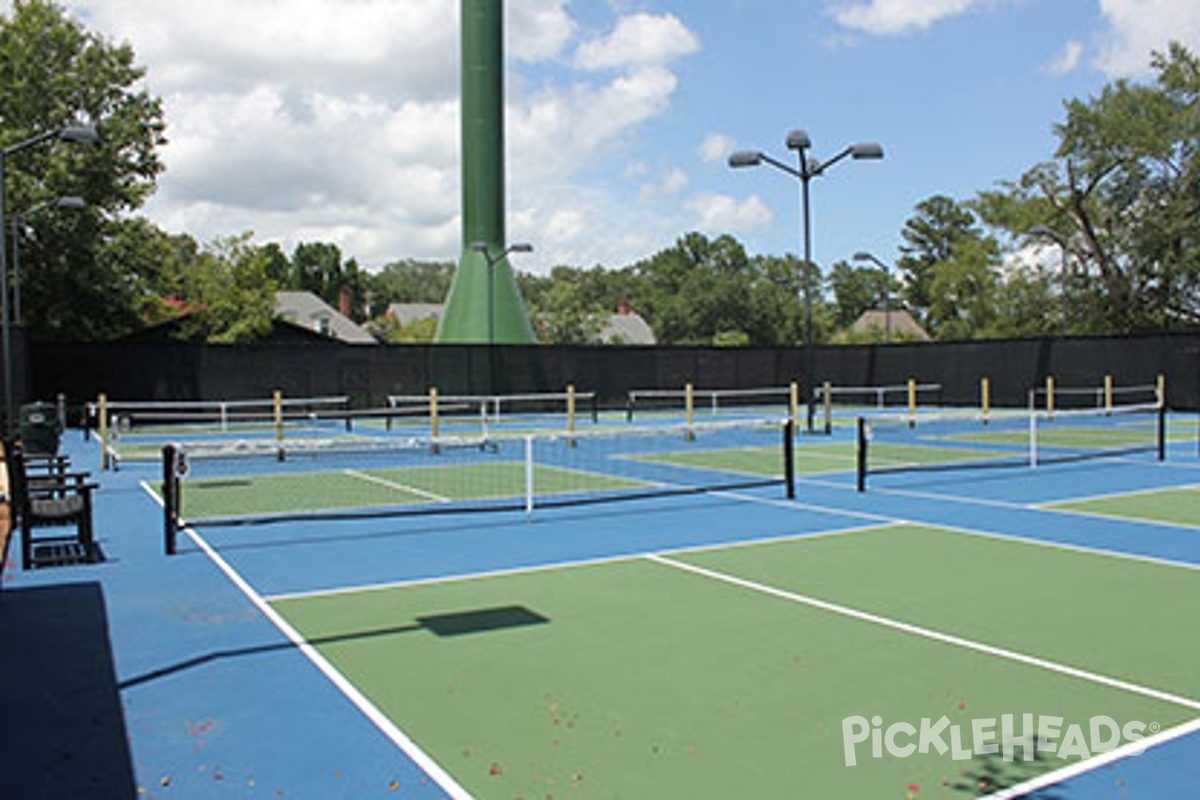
[1095,0,1200,77]
[698,133,736,164]
[574,12,700,70]
[1044,40,1084,76]
[687,193,774,233]
[827,0,978,36]
[48,1,702,273]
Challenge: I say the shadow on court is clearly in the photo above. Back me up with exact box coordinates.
[0,582,138,799]
[119,604,549,690]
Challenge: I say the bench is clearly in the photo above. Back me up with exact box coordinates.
[4,440,100,569]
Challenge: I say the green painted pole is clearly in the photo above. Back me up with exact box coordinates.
[436,0,535,344]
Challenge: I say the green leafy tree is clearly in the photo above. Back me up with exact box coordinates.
[169,234,277,343]
[1,0,166,340]
[977,42,1200,332]
[896,195,983,324]
[827,259,890,329]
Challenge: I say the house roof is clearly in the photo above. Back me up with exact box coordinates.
[598,311,656,345]
[850,309,931,341]
[275,291,376,344]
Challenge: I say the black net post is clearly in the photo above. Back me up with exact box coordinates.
[1158,403,1167,462]
[856,417,868,492]
[162,444,178,555]
[783,419,796,499]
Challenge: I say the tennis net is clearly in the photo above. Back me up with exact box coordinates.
[855,402,1165,490]
[161,417,796,552]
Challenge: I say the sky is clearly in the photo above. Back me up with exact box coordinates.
[32,0,1200,275]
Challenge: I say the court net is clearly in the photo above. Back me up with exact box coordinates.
[626,386,797,423]
[855,402,1165,490]
[387,390,599,432]
[161,417,796,552]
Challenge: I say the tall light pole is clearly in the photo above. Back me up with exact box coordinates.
[1,124,99,434]
[1026,225,1068,337]
[730,130,883,432]
[471,241,533,345]
[11,196,87,325]
[853,251,893,343]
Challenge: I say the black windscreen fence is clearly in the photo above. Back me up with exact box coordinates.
[18,332,1200,422]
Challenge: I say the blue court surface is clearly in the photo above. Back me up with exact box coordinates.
[2,415,1198,798]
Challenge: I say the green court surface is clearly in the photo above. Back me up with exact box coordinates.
[633,444,783,477]
[270,525,1200,798]
[173,463,648,520]
[1046,485,1200,528]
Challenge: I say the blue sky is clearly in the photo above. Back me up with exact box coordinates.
[40,0,1200,275]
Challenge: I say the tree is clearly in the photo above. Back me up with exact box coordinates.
[168,234,277,343]
[896,195,985,324]
[977,42,1200,332]
[827,259,889,329]
[1,0,166,340]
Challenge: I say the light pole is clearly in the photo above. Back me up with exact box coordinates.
[11,196,87,325]
[470,241,533,345]
[1026,225,1068,337]
[853,251,893,342]
[1,124,99,434]
[730,130,883,433]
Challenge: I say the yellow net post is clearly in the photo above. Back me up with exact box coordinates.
[685,382,695,441]
[99,393,110,470]
[273,390,284,443]
[1046,376,1056,418]
[981,377,991,424]
[822,380,833,435]
[1104,374,1114,413]
[789,381,800,437]
[567,384,577,447]
[429,387,440,453]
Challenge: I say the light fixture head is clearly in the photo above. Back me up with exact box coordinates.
[851,142,884,160]
[728,151,763,168]
[785,130,812,151]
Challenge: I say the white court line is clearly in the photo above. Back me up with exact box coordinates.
[343,469,449,503]
[136,482,472,800]
[184,524,472,799]
[980,715,1200,800]
[1037,480,1200,507]
[648,553,1200,713]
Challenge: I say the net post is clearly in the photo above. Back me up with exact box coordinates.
[783,418,796,499]
[1157,402,1166,462]
[162,444,177,556]
[273,390,283,442]
[907,378,917,425]
[567,383,576,433]
[1104,375,1114,414]
[1156,373,1166,407]
[1030,412,1039,467]
[981,377,991,424]
[430,387,440,454]
[789,381,800,438]
[822,381,832,435]
[566,384,578,447]
[1046,376,1056,419]
[99,393,110,470]
[524,435,535,517]
[685,382,695,441]
[855,417,867,492]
